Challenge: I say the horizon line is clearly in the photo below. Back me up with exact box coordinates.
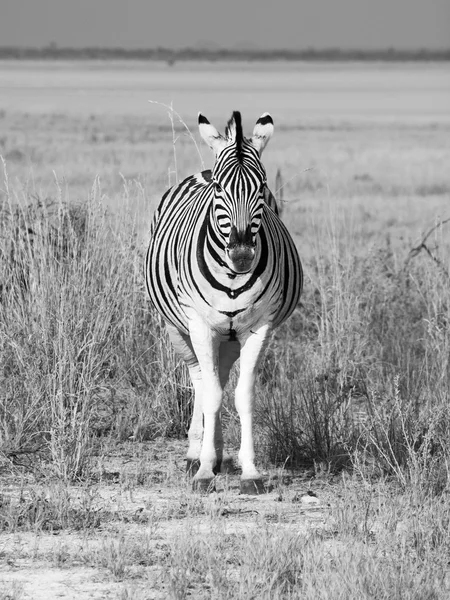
[1,45,449,62]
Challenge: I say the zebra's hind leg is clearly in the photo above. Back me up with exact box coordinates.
[235,323,271,495]
[186,366,203,477]
[165,325,203,478]
[215,341,241,475]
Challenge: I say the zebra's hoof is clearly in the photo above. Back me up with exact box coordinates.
[240,479,266,495]
[192,478,216,494]
[186,459,200,477]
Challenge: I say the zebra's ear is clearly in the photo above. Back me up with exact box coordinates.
[198,113,226,155]
[251,113,274,155]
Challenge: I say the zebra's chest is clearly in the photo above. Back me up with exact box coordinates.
[179,274,269,335]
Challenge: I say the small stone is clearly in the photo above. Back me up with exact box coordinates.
[240,479,266,495]
[300,494,320,505]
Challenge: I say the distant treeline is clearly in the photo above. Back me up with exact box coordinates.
[1,46,449,62]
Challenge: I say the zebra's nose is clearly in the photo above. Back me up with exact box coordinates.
[227,225,255,273]
[227,245,255,273]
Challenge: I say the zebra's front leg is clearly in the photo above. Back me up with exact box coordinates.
[188,318,223,492]
[236,323,271,494]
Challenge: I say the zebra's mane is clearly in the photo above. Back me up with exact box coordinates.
[225,111,244,163]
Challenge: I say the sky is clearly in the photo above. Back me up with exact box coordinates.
[1,0,449,50]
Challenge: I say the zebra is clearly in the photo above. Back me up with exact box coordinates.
[145,111,302,494]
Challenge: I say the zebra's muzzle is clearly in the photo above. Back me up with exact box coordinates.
[227,225,256,273]
[227,244,255,273]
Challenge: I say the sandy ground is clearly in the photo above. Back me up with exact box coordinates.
[0,440,332,599]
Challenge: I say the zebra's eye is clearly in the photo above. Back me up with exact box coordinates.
[213,181,223,192]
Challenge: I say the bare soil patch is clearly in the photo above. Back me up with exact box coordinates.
[1,440,333,599]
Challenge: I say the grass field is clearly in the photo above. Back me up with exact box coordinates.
[1,60,450,599]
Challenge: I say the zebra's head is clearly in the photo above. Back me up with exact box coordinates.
[198,111,274,274]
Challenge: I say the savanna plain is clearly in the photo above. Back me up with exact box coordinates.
[0,60,450,599]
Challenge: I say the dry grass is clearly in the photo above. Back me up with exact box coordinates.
[2,472,449,598]
[1,65,450,597]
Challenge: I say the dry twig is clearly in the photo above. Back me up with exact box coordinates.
[405,216,450,279]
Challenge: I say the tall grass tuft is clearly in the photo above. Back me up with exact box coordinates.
[0,165,181,480]
[252,216,450,492]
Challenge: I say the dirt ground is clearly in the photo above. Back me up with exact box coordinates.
[0,440,333,599]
